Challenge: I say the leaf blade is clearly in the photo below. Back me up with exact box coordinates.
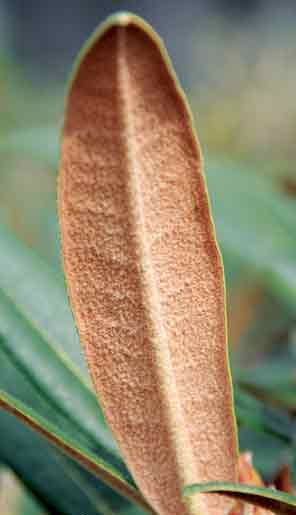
[0,222,131,478]
[59,12,238,515]
[0,409,136,515]
[207,159,296,310]
[183,481,296,514]
[0,288,119,460]
[0,223,86,375]
[0,390,154,514]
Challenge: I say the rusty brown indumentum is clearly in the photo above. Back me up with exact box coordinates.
[58,13,239,515]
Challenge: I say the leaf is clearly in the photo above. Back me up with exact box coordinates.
[183,481,296,514]
[235,347,296,410]
[0,222,130,462]
[0,291,119,461]
[236,388,296,483]
[0,390,153,514]
[236,387,295,482]
[207,159,296,310]
[0,127,59,167]
[59,12,238,515]
[0,409,140,515]
[235,387,296,443]
[0,223,86,375]
[0,224,139,509]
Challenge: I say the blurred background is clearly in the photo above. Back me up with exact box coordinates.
[0,0,296,513]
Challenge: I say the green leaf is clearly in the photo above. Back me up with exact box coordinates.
[183,481,296,514]
[235,346,296,409]
[0,291,119,460]
[207,159,296,310]
[235,387,295,443]
[235,387,296,480]
[0,223,86,375]
[0,409,136,515]
[0,390,154,514]
[0,127,59,167]
[0,222,129,463]
[0,294,140,511]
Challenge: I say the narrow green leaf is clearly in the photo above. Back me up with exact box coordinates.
[0,222,131,479]
[235,387,295,443]
[0,290,119,460]
[235,347,296,410]
[0,390,154,514]
[0,296,138,510]
[236,388,295,481]
[208,159,296,310]
[0,409,136,515]
[0,223,86,375]
[183,481,296,514]
[0,127,59,167]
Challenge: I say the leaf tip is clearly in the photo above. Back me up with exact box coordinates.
[112,11,134,27]
[100,11,159,42]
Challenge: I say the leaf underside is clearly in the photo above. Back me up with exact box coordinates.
[59,12,238,515]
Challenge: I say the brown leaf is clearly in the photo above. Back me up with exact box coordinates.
[58,13,238,515]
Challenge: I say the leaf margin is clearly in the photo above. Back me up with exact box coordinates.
[183,481,296,514]
[0,389,155,514]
